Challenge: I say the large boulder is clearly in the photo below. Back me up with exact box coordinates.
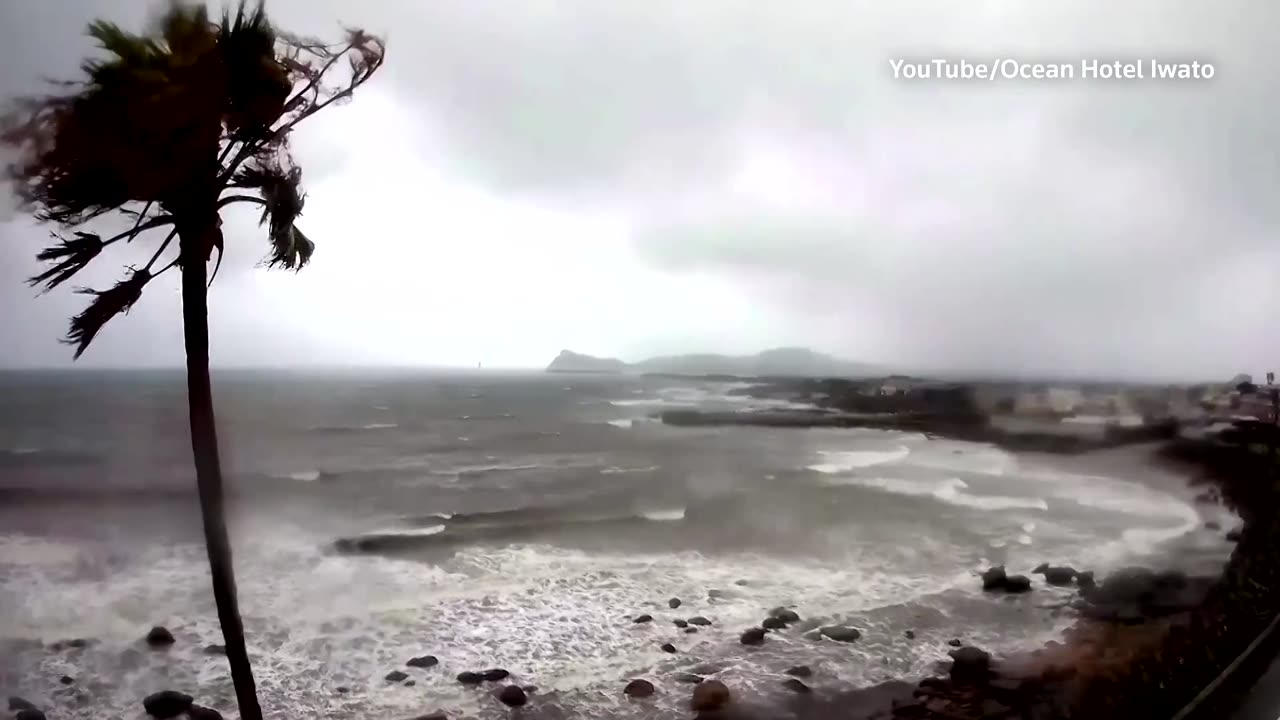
[407,655,439,668]
[782,679,811,694]
[1033,565,1077,586]
[785,666,812,678]
[15,711,45,720]
[624,679,656,698]
[691,680,731,712]
[1079,567,1212,622]
[820,625,862,643]
[949,646,992,683]
[1003,575,1033,593]
[145,627,176,647]
[769,607,801,624]
[457,672,484,685]
[495,685,527,707]
[981,566,1008,591]
[385,671,409,682]
[142,690,194,719]
[762,616,789,630]
[8,698,39,713]
[740,627,767,645]
[481,669,510,682]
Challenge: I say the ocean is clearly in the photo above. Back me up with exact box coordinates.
[0,370,1235,719]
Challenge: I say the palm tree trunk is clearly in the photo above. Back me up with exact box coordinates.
[179,218,265,720]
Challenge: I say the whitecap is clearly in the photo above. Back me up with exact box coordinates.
[640,508,686,521]
[606,419,634,429]
[599,466,659,475]
[824,475,1049,512]
[807,446,910,473]
[1016,534,1033,545]
[287,470,322,482]
[361,423,398,430]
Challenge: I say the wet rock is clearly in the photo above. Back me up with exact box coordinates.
[59,675,75,685]
[495,685,527,707]
[660,643,677,654]
[1204,521,1221,531]
[782,679,811,694]
[691,680,731,712]
[145,626,176,647]
[457,672,484,685]
[762,616,789,630]
[335,687,350,694]
[820,626,862,643]
[407,714,447,720]
[143,690,194,719]
[669,597,682,609]
[1003,575,1033,593]
[15,711,46,720]
[406,655,439,668]
[735,579,750,586]
[481,669,510,682]
[981,566,1008,591]
[692,663,723,675]
[684,627,698,634]
[949,646,992,683]
[202,644,226,655]
[1077,570,1096,589]
[187,706,223,720]
[403,681,416,687]
[624,679,656,698]
[522,685,537,694]
[9,698,39,712]
[687,616,712,626]
[633,614,654,624]
[674,619,689,628]
[708,589,727,599]
[803,630,823,641]
[904,630,916,639]
[1227,528,1243,542]
[676,674,704,684]
[385,671,409,683]
[769,607,801,624]
[785,666,812,678]
[1079,567,1213,622]
[1033,566,1077,586]
[948,639,963,648]
[740,627,767,645]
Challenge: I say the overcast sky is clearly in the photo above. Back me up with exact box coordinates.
[0,1,1276,379]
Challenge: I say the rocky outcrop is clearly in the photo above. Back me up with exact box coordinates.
[769,607,801,624]
[948,646,992,683]
[762,616,788,630]
[145,626,175,647]
[981,566,1033,593]
[624,679,655,698]
[546,350,626,374]
[785,666,813,678]
[8,698,39,713]
[1033,564,1079,586]
[782,678,812,694]
[142,690,193,719]
[691,680,731,712]
[1077,567,1214,622]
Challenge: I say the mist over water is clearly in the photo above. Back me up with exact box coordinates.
[0,370,1231,719]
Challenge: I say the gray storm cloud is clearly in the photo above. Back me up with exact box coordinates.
[0,0,1276,378]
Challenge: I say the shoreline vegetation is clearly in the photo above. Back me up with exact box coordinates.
[647,372,1278,719]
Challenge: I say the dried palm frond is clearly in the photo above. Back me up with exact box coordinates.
[66,269,151,358]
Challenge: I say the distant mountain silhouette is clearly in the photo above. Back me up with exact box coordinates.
[546,347,878,378]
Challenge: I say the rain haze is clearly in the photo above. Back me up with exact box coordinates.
[1,0,1277,379]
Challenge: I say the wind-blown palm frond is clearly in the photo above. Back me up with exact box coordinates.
[232,159,312,270]
[65,269,152,358]
[29,231,104,291]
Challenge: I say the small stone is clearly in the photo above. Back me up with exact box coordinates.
[142,690,194,719]
[948,639,963,647]
[708,589,727,599]
[624,679,656,698]
[633,614,654,624]
[403,680,416,687]
[385,670,409,683]
[676,673,704,684]
[687,616,712,626]
[684,627,698,634]
[785,666,812,678]
[15,711,46,720]
[145,626,176,647]
[335,686,350,694]
[187,706,223,720]
[669,597,682,609]
[768,607,801,624]
[406,655,439,668]
[674,619,689,628]
[59,675,75,685]
[904,630,916,639]
[202,644,226,655]
[495,685,527,707]
[735,579,750,586]
[740,627,767,645]
[782,678,811,694]
[691,680,731,712]
[762,616,788,630]
[481,668,509,682]
[660,643,677,653]
[457,672,484,685]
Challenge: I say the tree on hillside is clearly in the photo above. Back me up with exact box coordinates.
[1,3,385,718]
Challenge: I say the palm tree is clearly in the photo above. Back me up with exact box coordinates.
[1,4,384,719]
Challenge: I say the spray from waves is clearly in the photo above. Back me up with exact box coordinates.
[606,418,634,429]
[822,475,1049,512]
[807,446,911,473]
[284,470,322,482]
[599,465,659,475]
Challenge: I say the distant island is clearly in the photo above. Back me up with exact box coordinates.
[546,346,878,378]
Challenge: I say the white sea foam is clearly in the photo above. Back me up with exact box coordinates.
[361,423,399,430]
[599,466,659,475]
[287,470,322,482]
[606,418,634,429]
[823,475,1049,512]
[640,508,686,521]
[807,446,911,473]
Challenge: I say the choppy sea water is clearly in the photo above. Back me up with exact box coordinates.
[0,370,1234,719]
